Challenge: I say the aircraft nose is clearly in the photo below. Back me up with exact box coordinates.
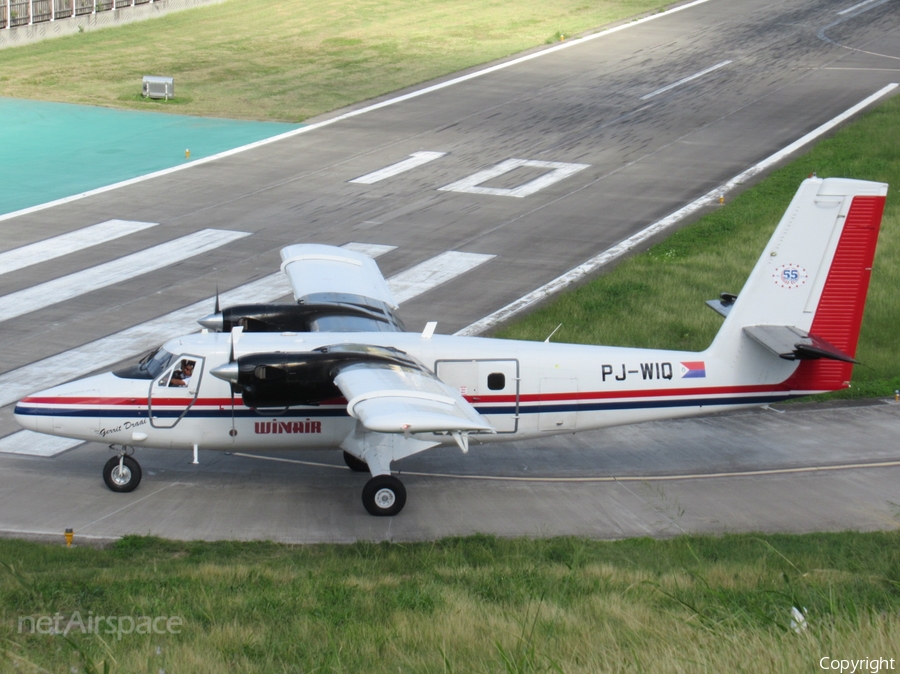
[13,400,39,432]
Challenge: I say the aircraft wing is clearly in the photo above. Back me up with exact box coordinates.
[280,244,398,308]
[333,361,496,435]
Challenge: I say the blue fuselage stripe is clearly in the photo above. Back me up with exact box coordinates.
[15,393,796,420]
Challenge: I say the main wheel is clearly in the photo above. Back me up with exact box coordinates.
[103,455,142,493]
[362,475,407,516]
[343,451,369,473]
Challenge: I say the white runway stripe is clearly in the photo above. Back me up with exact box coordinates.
[349,152,447,184]
[0,219,158,277]
[0,228,250,324]
[0,274,290,411]
[640,60,732,100]
[0,432,82,457]
[388,251,495,303]
[341,242,397,258]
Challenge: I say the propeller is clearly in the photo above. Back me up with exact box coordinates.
[210,327,243,437]
[198,286,225,331]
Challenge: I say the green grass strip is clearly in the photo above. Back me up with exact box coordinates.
[0,0,670,122]
[2,531,899,672]
[497,94,900,400]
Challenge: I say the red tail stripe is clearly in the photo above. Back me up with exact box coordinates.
[785,194,885,391]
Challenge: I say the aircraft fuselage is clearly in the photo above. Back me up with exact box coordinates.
[14,328,802,453]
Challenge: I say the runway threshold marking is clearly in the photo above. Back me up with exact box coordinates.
[456,82,900,336]
[640,60,733,100]
[231,452,900,483]
[0,243,494,454]
[0,219,158,277]
[439,159,590,198]
[350,152,447,184]
[388,251,495,303]
[0,241,392,410]
[0,432,82,457]
[0,0,715,224]
[0,229,250,323]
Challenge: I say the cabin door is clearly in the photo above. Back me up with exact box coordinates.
[435,359,519,433]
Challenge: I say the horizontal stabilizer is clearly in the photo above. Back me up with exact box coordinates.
[743,325,857,363]
[706,292,737,317]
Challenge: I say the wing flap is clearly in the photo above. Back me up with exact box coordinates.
[280,244,398,308]
[334,362,495,434]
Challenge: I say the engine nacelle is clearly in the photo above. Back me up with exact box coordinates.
[199,294,405,334]
[223,344,421,409]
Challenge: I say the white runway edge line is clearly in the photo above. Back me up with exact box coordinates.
[457,82,900,337]
[350,152,447,184]
[0,0,715,224]
[0,219,158,277]
[838,0,881,15]
[640,60,732,100]
[0,229,250,324]
[0,242,492,427]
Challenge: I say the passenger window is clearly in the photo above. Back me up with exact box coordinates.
[487,373,505,390]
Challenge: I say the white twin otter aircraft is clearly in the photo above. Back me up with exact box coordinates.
[15,177,888,516]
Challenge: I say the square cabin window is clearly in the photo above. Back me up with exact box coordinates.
[487,373,506,391]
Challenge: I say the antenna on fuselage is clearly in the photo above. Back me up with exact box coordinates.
[544,324,563,343]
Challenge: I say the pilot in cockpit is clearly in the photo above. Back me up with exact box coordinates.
[169,360,195,387]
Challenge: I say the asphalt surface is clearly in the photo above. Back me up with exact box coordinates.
[1,0,899,542]
[2,400,898,543]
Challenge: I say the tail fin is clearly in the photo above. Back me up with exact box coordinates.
[708,177,887,393]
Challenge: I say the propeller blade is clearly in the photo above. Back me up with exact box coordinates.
[229,326,243,363]
[198,285,224,330]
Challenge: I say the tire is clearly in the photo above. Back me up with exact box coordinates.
[342,451,369,473]
[103,455,142,493]
[362,475,406,516]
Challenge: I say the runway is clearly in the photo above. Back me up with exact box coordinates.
[1,0,899,541]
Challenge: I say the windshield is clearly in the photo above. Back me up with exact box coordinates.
[113,347,175,380]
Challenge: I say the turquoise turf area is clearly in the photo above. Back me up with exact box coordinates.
[0,98,301,216]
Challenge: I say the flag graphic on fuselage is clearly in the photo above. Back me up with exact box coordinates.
[680,361,706,378]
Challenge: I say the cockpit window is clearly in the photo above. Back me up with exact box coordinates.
[113,347,175,380]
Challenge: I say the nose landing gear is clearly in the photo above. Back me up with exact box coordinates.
[103,446,142,493]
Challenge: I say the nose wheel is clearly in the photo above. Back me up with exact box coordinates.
[362,475,406,516]
[103,454,142,493]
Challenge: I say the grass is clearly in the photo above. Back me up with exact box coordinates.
[496,93,900,401]
[0,0,670,122]
[2,531,900,672]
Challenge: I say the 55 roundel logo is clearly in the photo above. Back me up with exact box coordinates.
[773,263,808,289]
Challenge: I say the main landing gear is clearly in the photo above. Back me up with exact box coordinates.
[362,474,406,516]
[343,451,408,515]
[103,446,142,493]
[342,450,369,472]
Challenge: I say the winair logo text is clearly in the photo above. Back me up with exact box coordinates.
[601,363,674,382]
[255,420,322,434]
